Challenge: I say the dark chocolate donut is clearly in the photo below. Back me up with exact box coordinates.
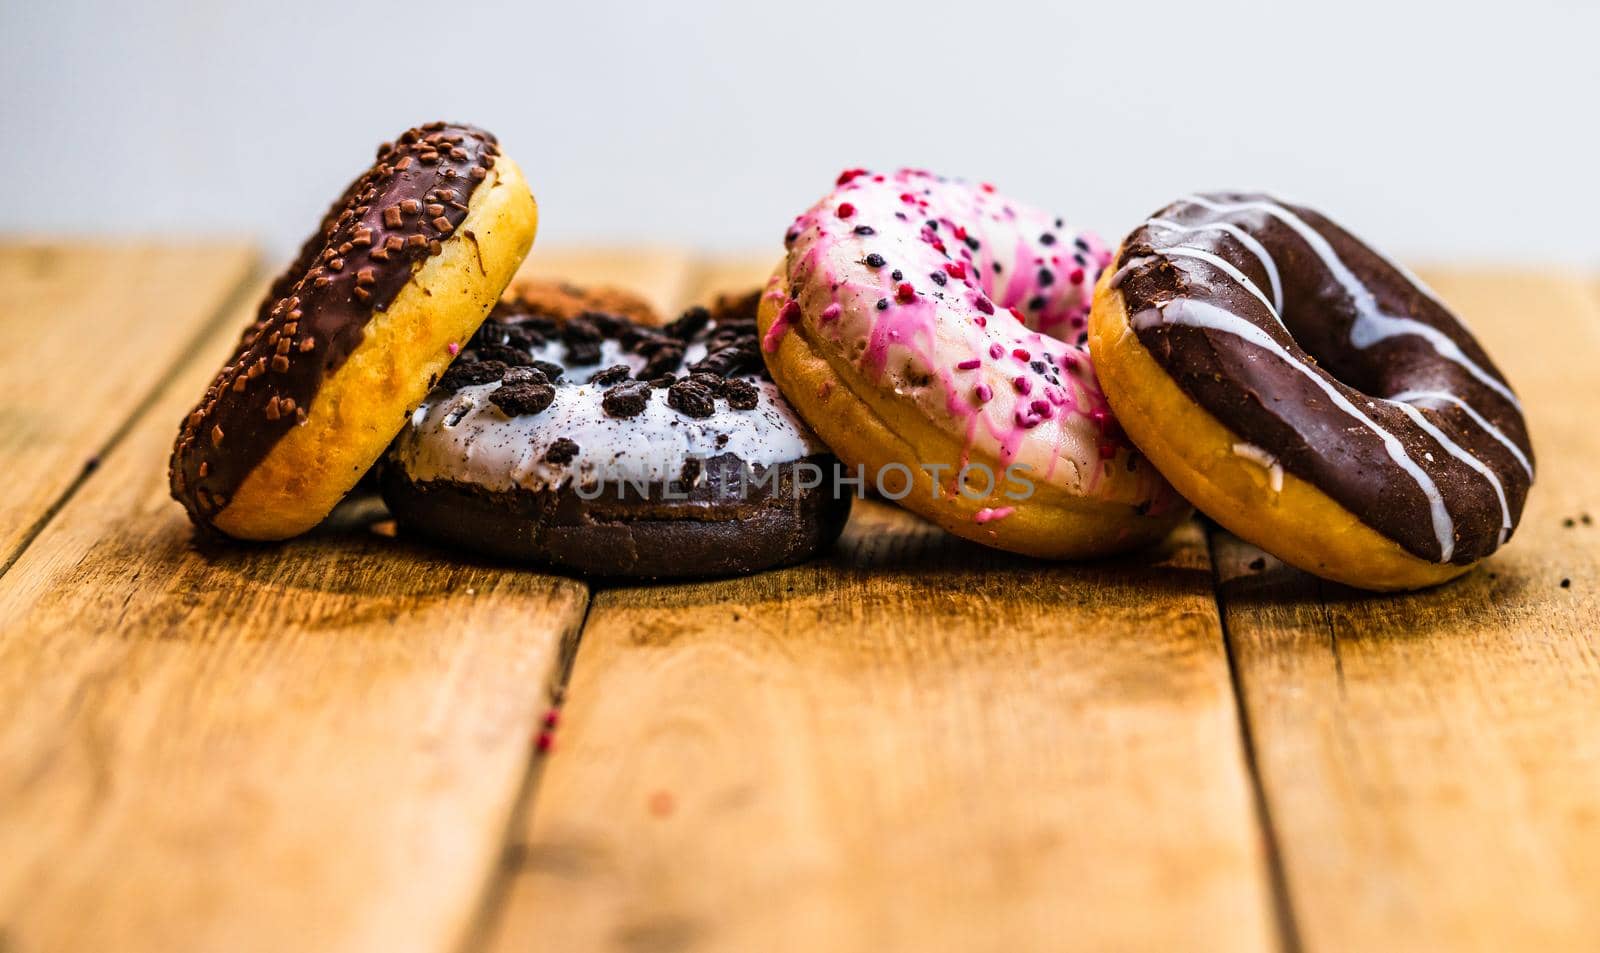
[1095,193,1532,585]
[170,122,538,540]
[382,283,852,578]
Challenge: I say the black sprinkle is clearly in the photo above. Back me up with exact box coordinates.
[601,380,651,418]
[588,364,631,386]
[853,225,875,236]
[438,360,508,393]
[723,377,759,410]
[544,437,580,464]
[876,298,889,311]
[489,380,555,416]
[662,306,711,341]
[1039,233,1056,245]
[930,271,948,287]
[865,253,886,268]
[667,378,716,418]
[472,342,534,367]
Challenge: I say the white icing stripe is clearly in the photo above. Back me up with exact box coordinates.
[1155,246,1284,330]
[1109,254,1155,289]
[1135,299,1455,562]
[1147,217,1283,313]
[1180,195,1522,413]
[1231,442,1284,493]
[1392,402,1512,542]
[1389,388,1534,479]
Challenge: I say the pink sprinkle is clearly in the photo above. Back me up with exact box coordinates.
[447,342,461,356]
[837,202,856,219]
[974,315,986,327]
[543,709,560,729]
[820,302,842,323]
[1013,376,1031,394]
[896,282,916,303]
[956,358,981,370]
[1012,348,1030,361]
[989,343,1005,359]
[1031,399,1051,416]
[535,732,554,754]
[974,296,994,315]
[974,506,1014,524]
[1069,267,1086,284]
[945,261,967,280]
[979,182,996,194]
[836,168,866,186]
[975,383,994,403]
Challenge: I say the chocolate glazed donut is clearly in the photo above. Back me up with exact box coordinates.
[170,122,537,539]
[1090,193,1533,590]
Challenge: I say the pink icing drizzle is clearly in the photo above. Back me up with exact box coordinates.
[778,168,1183,517]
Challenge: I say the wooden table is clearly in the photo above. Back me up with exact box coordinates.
[0,241,1596,953]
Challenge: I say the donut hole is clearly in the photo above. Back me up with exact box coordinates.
[1275,283,1434,402]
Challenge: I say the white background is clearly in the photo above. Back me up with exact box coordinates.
[4,0,1597,266]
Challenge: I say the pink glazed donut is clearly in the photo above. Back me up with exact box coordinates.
[758,169,1188,557]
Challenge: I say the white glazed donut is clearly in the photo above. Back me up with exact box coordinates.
[382,284,851,578]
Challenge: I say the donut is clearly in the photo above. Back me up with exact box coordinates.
[758,169,1189,558]
[381,282,851,578]
[169,122,538,540]
[1090,193,1535,590]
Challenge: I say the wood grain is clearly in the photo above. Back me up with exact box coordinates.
[0,242,256,572]
[484,259,1277,953]
[0,248,694,953]
[1215,269,1600,953]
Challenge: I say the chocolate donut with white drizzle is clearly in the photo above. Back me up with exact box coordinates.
[1099,193,1533,580]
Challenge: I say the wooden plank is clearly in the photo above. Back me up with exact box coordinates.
[0,248,695,953]
[1215,269,1600,953]
[0,241,256,571]
[482,260,1279,953]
